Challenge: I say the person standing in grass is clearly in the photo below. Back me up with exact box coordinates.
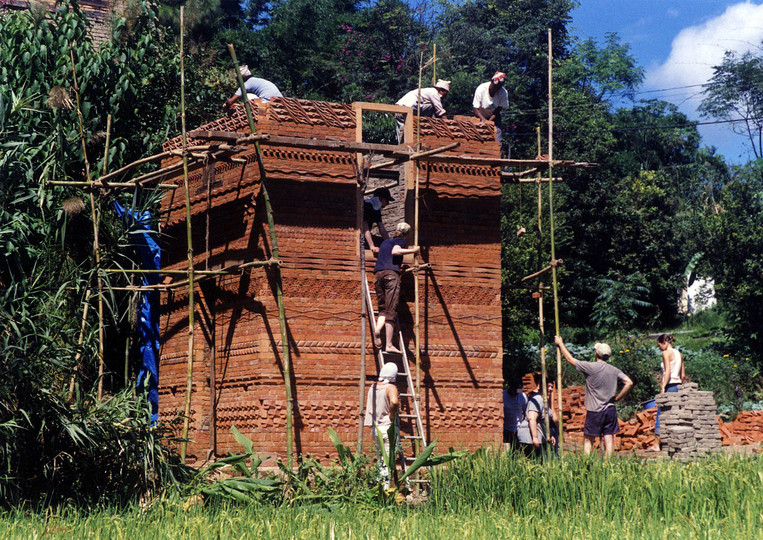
[516,372,552,458]
[555,336,633,457]
[503,377,527,452]
[364,362,400,487]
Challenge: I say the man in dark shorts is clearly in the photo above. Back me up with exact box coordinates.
[373,222,420,353]
[555,335,633,457]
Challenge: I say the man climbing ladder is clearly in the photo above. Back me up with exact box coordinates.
[373,222,420,353]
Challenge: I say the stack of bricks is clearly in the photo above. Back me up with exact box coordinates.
[655,382,722,460]
[541,381,757,452]
[719,411,763,446]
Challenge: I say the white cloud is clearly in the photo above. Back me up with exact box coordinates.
[646,2,763,106]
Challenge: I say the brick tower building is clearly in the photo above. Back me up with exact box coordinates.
[157,98,503,463]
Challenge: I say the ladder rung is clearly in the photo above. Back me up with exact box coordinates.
[399,414,416,418]
[401,434,425,440]
[400,393,415,397]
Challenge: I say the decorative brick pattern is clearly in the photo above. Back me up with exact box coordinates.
[157,98,503,463]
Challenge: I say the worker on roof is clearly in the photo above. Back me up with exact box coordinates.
[473,71,509,142]
[223,65,283,112]
[373,222,420,353]
[363,187,394,254]
[394,80,450,143]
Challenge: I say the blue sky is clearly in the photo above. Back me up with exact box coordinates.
[571,1,763,164]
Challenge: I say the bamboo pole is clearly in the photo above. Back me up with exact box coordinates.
[356,190,367,453]
[205,163,217,459]
[534,127,552,457]
[179,7,197,462]
[228,44,294,467]
[412,51,426,494]
[547,28,564,455]
[69,46,106,401]
[47,181,178,190]
[68,287,91,399]
[96,144,245,184]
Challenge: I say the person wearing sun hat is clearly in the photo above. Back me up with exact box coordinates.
[394,79,451,143]
[223,65,283,111]
[554,335,634,458]
[472,71,510,142]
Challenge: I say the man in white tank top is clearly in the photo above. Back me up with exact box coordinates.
[364,362,399,486]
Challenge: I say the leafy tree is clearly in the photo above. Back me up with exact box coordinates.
[252,0,361,98]
[0,1,192,505]
[705,161,763,359]
[332,0,430,103]
[564,32,644,104]
[699,50,763,159]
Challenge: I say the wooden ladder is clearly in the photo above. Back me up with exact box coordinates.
[361,272,428,484]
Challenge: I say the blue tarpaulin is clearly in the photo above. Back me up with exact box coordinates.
[114,201,161,423]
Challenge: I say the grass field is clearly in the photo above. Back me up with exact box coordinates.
[1,451,761,539]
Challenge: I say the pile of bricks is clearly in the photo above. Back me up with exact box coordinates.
[525,379,761,453]
[719,411,763,446]
[654,383,722,459]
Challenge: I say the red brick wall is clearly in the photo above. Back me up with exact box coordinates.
[158,98,502,464]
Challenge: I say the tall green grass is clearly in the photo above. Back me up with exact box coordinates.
[1,452,761,539]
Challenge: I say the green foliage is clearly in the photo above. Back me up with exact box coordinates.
[700,50,763,158]
[196,425,465,508]
[564,32,644,103]
[591,273,652,336]
[430,450,763,529]
[683,348,761,417]
[704,161,763,360]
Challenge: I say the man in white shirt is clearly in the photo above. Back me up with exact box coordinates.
[223,65,283,112]
[394,79,450,143]
[473,71,509,142]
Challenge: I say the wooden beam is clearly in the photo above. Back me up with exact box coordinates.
[47,180,179,190]
[501,174,564,184]
[352,101,411,114]
[518,259,563,283]
[369,142,460,170]
[189,129,268,143]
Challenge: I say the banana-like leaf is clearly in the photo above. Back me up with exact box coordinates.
[328,427,354,467]
[398,439,436,484]
[231,424,254,456]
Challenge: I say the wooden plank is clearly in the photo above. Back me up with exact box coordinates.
[369,142,460,170]
[189,129,267,142]
[353,101,410,114]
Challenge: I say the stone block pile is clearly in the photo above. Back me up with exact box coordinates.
[655,382,722,460]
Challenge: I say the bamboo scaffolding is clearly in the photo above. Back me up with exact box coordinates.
[188,129,594,169]
[179,7,196,462]
[47,181,179,190]
[547,28,564,455]
[533,127,553,458]
[103,260,279,276]
[69,46,106,402]
[96,144,247,184]
[502,175,563,184]
[519,259,563,283]
[228,43,294,467]
[356,161,369,453]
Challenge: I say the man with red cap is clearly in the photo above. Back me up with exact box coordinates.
[473,71,509,142]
